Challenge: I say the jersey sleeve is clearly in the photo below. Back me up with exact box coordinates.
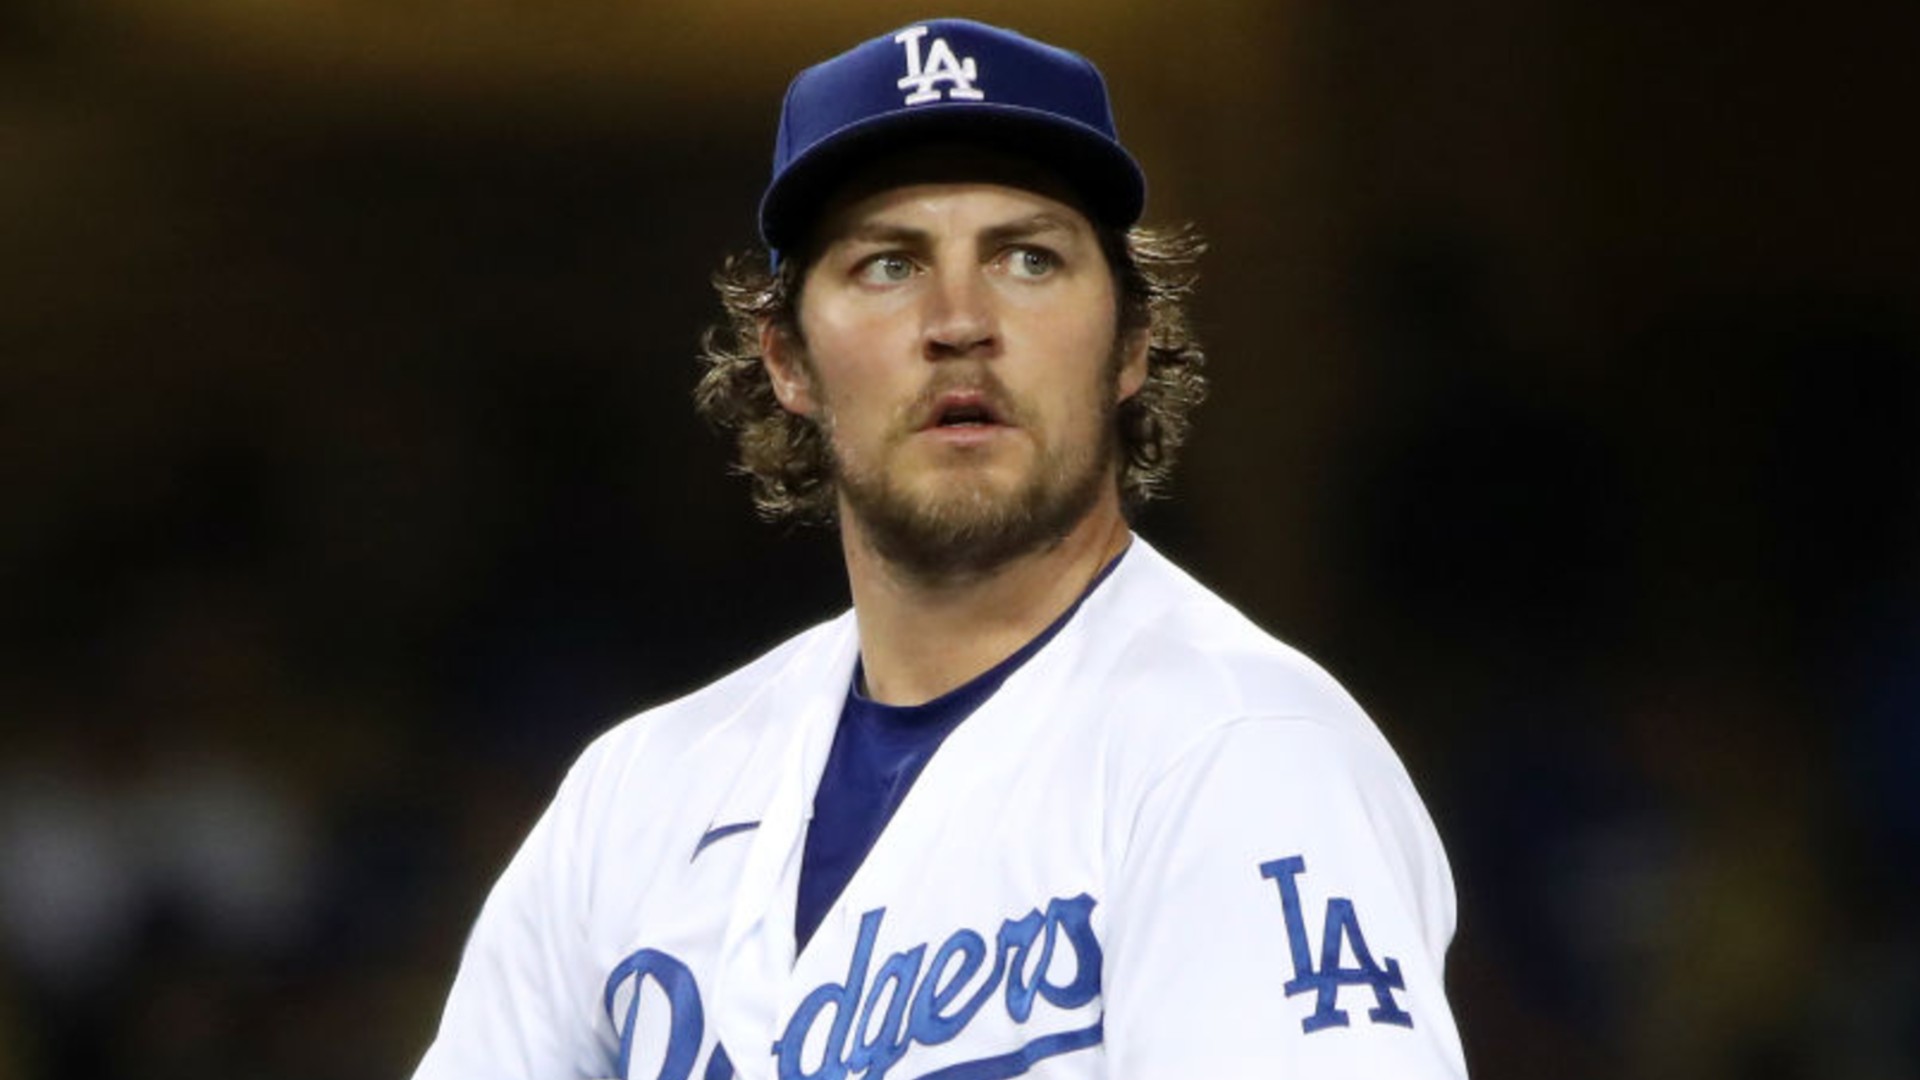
[1101,715,1467,1078]
[410,747,618,1080]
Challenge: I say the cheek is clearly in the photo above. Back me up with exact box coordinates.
[800,321,908,402]
[813,378,897,455]
[1055,319,1129,402]
[802,291,916,357]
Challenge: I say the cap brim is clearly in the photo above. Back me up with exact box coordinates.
[758,102,1146,256]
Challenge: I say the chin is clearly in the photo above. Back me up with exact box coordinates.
[845,466,1106,582]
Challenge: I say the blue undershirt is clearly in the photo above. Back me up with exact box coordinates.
[794,549,1127,952]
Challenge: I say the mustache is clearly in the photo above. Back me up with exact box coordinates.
[901,369,1026,430]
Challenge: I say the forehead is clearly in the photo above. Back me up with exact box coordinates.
[799,142,1098,251]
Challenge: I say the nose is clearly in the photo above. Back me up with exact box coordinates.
[920,264,998,361]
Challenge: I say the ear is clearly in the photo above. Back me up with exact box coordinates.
[760,320,816,416]
[1115,328,1150,404]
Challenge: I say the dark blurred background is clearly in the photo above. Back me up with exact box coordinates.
[2,1,1915,1077]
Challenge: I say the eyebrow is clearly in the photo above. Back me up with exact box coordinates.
[981,212,1081,248]
[834,212,1085,250]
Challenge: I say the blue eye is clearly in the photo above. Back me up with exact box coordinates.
[858,254,916,284]
[1007,246,1057,278]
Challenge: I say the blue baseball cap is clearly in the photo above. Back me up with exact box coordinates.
[758,19,1146,261]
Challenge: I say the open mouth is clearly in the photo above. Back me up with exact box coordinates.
[936,402,996,427]
[925,391,1004,430]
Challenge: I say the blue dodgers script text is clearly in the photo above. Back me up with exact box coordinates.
[604,894,1103,1080]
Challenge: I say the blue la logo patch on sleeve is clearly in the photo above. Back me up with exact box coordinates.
[1259,855,1414,1034]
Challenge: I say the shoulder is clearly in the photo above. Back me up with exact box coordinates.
[1077,540,1446,850]
[558,611,856,806]
[1082,540,1380,753]
[1082,544,1460,973]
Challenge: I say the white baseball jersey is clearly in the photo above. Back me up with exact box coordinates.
[412,538,1467,1079]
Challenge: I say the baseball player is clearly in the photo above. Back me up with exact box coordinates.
[413,18,1466,1080]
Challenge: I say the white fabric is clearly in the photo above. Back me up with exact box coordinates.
[412,539,1467,1080]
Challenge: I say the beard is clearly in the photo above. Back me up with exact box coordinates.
[825,366,1121,584]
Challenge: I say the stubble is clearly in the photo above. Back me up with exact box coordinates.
[823,362,1121,585]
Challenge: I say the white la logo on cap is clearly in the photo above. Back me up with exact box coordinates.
[894,25,984,104]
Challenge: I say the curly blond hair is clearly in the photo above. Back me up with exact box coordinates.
[695,224,1207,522]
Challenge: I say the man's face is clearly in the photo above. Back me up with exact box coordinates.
[764,159,1146,580]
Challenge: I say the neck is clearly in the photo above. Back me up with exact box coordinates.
[841,493,1132,706]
